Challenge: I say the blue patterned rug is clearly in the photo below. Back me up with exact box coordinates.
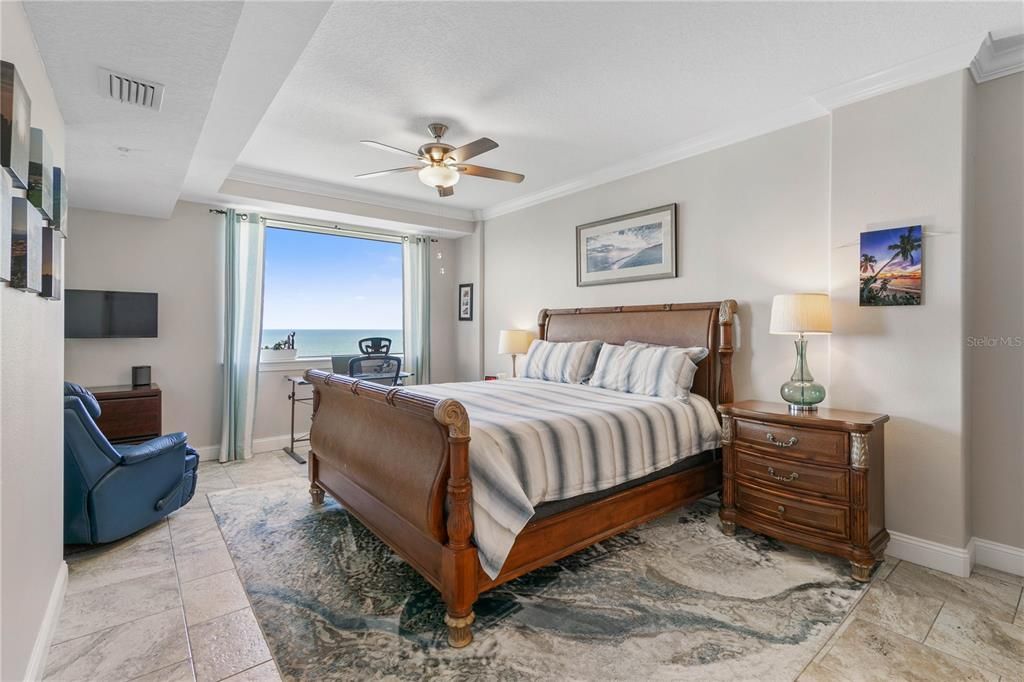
[209,478,865,681]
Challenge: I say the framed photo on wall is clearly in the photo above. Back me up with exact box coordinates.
[859,224,923,306]
[458,283,473,321]
[576,204,677,287]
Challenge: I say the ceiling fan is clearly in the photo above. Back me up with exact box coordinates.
[356,123,525,197]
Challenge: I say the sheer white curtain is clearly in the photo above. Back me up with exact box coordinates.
[403,236,431,385]
[220,211,265,462]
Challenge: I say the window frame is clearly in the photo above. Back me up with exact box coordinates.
[258,218,407,370]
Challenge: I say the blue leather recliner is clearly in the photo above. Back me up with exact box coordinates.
[63,382,199,544]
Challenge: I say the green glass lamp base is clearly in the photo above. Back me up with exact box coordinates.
[780,335,826,413]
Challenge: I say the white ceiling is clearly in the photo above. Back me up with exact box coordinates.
[23,1,1024,221]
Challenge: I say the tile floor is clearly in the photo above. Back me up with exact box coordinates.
[45,451,1024,681]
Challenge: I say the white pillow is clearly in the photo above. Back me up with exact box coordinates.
[624,341,708,393]
[591,342,702,399]
[521,339,603,384]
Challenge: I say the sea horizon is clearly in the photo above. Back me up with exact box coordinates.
[262,328,404,358]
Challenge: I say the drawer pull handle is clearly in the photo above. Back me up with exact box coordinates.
[777,505,786,515]
[766,433,798,448]
[767,466,799,483]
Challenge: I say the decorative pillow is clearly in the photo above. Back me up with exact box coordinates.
[521,339,603,384]
[624,341,708,393]
[64,381,102,419]
[591,343,702,399]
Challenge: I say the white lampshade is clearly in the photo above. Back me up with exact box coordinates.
[770,293,833,335]
[498,329,535,355]
[418,165,460,188]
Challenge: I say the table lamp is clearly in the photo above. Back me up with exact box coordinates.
[770,293,832,412]
[498,329,535,378]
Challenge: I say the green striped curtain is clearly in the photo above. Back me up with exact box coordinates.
[404,236,431,385]
[220,211,265,462]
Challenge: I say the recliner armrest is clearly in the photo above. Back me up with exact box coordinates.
[117,432,188,465]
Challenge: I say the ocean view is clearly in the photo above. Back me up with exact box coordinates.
[262,329,404,358]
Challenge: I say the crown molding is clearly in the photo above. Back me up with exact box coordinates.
[814,33,987,110]
[226,165,479,222]
[480,99,828,220]
[970,31,1024,83]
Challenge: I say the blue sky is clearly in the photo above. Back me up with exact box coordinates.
[261,227,403,329]
[860,225,922,273]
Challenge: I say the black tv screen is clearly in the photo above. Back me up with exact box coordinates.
[65,290,158,338]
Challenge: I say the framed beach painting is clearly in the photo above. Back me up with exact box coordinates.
[859,225,923,306]
[576,204,676,287]
[458,283,473,321]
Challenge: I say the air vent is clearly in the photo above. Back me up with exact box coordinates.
[98,68,164,111]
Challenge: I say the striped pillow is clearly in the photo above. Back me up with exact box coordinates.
[521,339,603,384]
[624,341,709,393]
[591,343,701,399]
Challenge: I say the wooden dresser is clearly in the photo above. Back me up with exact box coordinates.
[89,384,162,445]
[718,400,889,581]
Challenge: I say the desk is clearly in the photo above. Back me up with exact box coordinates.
[283,372,414,465]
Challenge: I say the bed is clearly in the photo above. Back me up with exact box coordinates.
[304,300,738,647]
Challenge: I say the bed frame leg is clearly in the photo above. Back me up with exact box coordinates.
[309,482,325,505]
[445,609,475,648]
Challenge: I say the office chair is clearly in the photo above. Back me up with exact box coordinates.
[358,337,392,356]
[348,353,402,386]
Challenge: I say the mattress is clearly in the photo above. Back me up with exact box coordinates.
[412,378,722,579]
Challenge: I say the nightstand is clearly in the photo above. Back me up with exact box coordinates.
[718,400,889,581]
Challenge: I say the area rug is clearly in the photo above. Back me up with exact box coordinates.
[208,478,866,681]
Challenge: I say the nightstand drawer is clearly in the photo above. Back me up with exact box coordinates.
[734,419,847,465]
[735,448,849,500]
[736,482,849,539]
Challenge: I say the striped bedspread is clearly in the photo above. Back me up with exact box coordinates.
[412,378,722,579]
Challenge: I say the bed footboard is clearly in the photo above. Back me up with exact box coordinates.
[304,370,478,646]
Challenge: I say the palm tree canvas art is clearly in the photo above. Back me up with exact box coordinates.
[859,225,923,306]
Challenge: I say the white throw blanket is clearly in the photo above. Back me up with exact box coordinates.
[412,379,722,578]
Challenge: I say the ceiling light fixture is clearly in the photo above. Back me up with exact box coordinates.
[418,164,459,189]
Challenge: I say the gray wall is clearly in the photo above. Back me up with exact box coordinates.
[0,3,67,678]
[968,72,1024,549]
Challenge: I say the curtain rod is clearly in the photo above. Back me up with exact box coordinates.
[209,210,438,242]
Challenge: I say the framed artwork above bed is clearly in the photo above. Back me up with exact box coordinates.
[576,203,677,287]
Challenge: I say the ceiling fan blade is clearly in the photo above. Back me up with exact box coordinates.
[360,140,424,160]
[446,137,498,163]
[438,185,454,198]
[457,164,525,183]
[354,166,421,179]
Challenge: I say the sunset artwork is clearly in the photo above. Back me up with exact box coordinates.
[859,225,923,306]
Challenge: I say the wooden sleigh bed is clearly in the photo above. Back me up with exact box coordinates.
[304,300,738,647]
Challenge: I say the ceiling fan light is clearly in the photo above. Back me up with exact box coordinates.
[418,165,459,188]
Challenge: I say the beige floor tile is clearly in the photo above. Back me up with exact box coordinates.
[887,561,1021,622]
[972,564,1024,587]
[190,608,272,682]
[873,557,899,582]
[67,537,175,596]
[174,537,236,584]
[818,618,998,681]
[196,467,236,494]
[222,660,282,681]
[131,659,196,681]
[169,510,225,550]
[45,608,188,681]
[273,452,308,478]
[925,602,1024,678]
[224,456,295,487]
[183,570,250,626]
[852,579,943,641]
[54,567,182,643]
[798,661,849,681]
[65,520,171,562]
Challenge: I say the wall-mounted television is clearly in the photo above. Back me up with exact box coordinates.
[65,289,158,338]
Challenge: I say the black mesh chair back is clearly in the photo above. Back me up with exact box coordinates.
[358,337,392,356]
[348,355,402,386]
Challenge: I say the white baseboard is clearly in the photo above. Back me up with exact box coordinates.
[24,560,68,681]
[193,435,294,461]
[973,537,1024,577]
[886,531,972,577]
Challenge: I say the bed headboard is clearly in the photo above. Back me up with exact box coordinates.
[537,301,738,408]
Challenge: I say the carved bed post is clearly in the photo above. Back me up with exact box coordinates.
[435,399,478,648]
[537,308,550,341]
[308,384,325,504]
[717,300,738,406]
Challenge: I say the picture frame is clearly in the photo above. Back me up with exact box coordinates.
[10,196,42,292]
[1,171,11,281]
[458,283,474,321]
[576,204,677,287]
[40,224,61,300]
[859,224,923,306]
[29,127,53,222]
[52,166,68,237]
[1,60,32,190]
